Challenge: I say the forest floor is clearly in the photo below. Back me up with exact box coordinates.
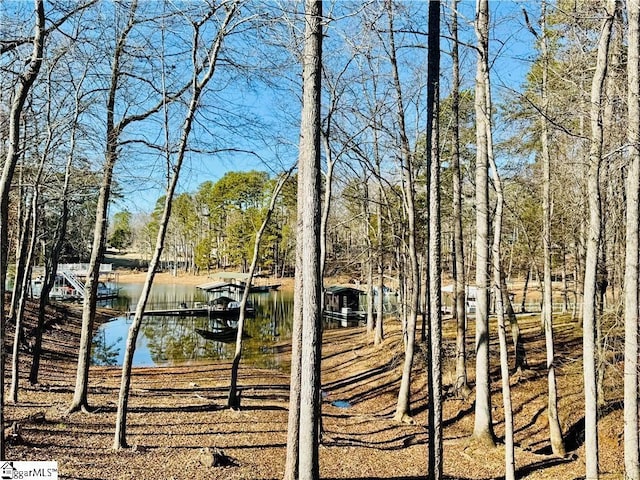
[3,273,628,480]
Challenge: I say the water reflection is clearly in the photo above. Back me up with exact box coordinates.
[93,283,295,369]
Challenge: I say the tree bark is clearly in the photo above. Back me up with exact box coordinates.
[426,1,442,477]
[472,0,495,447]
[10,191,39,404]
[583,2,616,477]
[296,2,323,478]
[624,0,640,478]
[0,0,45,458]
[283,212,303,480]
[386,0,419,424]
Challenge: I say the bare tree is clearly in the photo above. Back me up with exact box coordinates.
[624,0,640,478]
[472,0,495,447]
[486,81,514,480]
[538,1,566,456]
[385,0,419,425]
[583,1,617,477]
[68,0,200,413]
[113,2,240,449]
[30,54,91,385]
[0,0,45,459]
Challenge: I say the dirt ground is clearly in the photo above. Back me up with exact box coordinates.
[3,277,628,480]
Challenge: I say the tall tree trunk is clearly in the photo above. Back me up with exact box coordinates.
[387,0,419,424]
[374,136,385,345]
[536,1,566,456]
[113,5,238,448]
[426,1,442,477]
[472,0,495,447]
[450,0,469,399]
[0,0,45,458]
[583,2,616,477]
[296,2,323,478]
[69,1,139,413]
[624,0,640,478]
[486,92,514,480]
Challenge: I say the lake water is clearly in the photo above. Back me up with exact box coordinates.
[93,282,295,369]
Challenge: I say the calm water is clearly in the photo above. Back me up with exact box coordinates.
[93,282,295,369]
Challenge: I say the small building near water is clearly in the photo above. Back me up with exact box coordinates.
[324,286,363,315]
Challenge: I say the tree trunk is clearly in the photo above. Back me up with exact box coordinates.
[521,266,530,313]
[583,2,616,477]
[375,180,385,345]
[487,94,515,480]
[296,2,323,478]
[113,4,238,448]
[426,1,442,477]
[30,62,86,385]
[0,0,45,458]
[501,272,526,372]
[386,0,419,424]
[624,0,640,477]
[450,0,469,399]
[228,171,291,409]
[10,191,39,404]
[472,0,495,447]
[69,1,139,414]
[283,217,303,480]
[9,186,29,325]
[537,1,566,455]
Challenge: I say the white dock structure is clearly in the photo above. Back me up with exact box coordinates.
[31,263,119,301]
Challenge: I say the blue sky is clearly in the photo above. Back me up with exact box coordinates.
[104,0,539,218]
[1,0,541,218]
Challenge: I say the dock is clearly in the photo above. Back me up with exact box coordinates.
[126,303,255,319]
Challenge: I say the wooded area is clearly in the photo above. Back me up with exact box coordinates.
[2,1,640,479]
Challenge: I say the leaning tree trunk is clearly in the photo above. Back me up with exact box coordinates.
[228,171,291,409]
[624,0,640,478]
[583,2,616,478]
[69,1,139,414]
[113,5,238,449]
[0,0,45,459]
[487,96,514,480]
[472,0,495,447]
